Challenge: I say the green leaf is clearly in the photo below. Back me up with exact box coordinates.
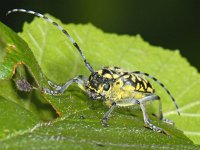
[20,15,200,145]
[0,21,57,139]
[0,13,200,149]
[0,96,38,139]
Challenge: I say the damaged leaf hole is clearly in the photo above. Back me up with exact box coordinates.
[13,64,37,92]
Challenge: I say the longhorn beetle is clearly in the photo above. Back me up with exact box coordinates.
[7,9,180,133]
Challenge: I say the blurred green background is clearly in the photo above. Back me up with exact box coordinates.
[0,0,200,71]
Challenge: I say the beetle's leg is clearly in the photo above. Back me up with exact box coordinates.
[102,99,139,126]
[102,95,172,133]
[143,95,174,125]
[139,95,163,132]
[43,75,87,95]
[139,95,164,132]
[102,97,163,132]
[153,113,174,125]
[102,102,116,126]
[112,95,165,132]
[139,94,174,133]
[47,80,62,90]
[155,98,174,125]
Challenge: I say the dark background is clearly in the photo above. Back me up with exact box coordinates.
[0,0,200,71]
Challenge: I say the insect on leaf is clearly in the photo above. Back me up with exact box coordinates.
[0,13,200,149]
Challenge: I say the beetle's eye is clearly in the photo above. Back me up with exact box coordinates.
[103,83,110,91]
[96,74,102,82]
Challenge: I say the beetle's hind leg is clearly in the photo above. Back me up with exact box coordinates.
[140,94,174,133]
[153,112,174,125]
[43,75,87,95]
[159,116,174,125]
[153,96,174,125]
[139,95,164,133]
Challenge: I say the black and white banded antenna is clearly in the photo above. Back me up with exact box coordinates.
[6,9,94,73]
[133,71,180,115]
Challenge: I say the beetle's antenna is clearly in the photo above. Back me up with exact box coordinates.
[6,9,94,73]
[133,71,180,115]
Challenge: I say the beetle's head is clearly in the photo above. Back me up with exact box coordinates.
[86,69,113,100]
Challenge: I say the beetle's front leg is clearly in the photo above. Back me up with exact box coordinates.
[43,75,87,95]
